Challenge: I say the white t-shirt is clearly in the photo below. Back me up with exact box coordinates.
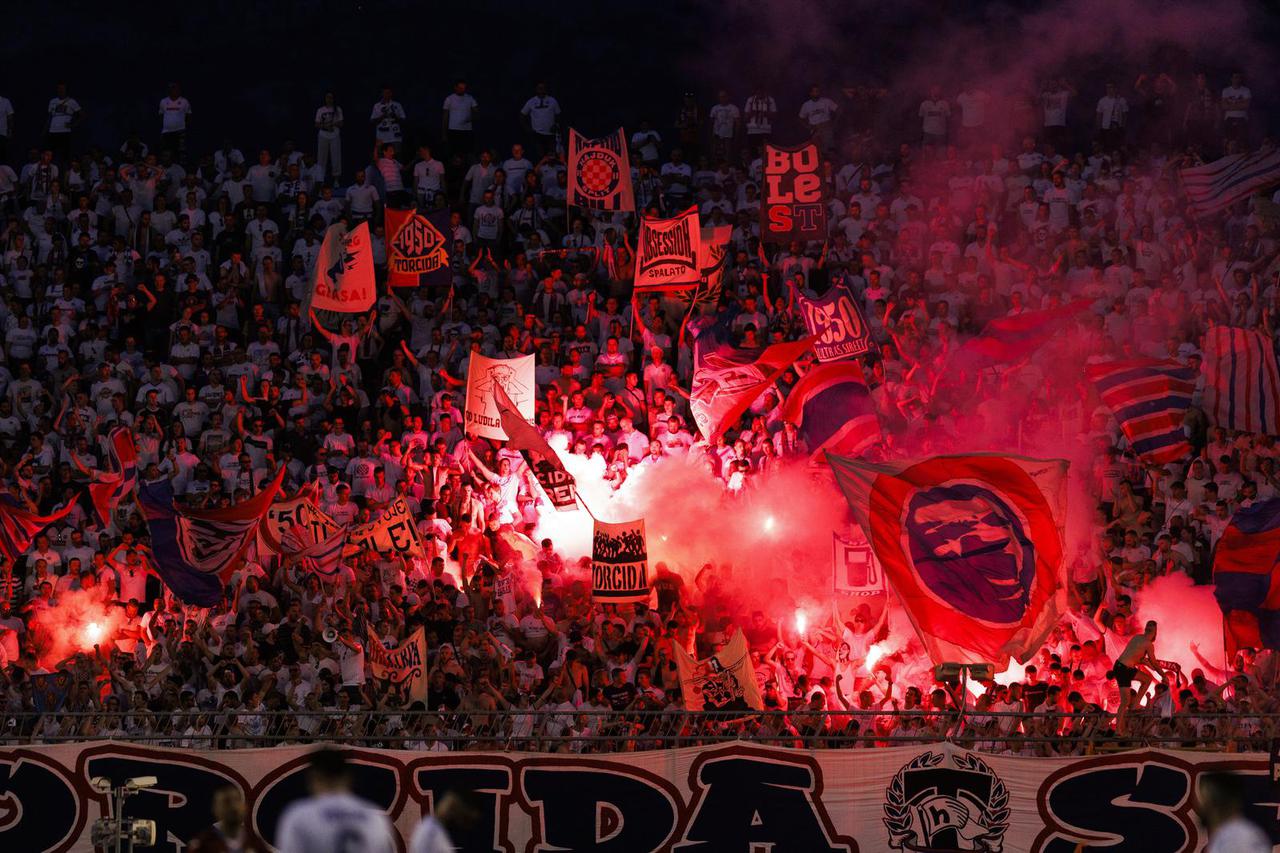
[520,95,560,135]
[276,792,395,853]
[159,97,192,133]
[315,105,344,138]
[410,817,453,853]
[709,103,741,139]
[1222,85,1252,119]
[919,99,950,136]
[47,97,81,134]
[955,90,989,128]
[371,101,406,143]
[1206,818,1270,853]
[443,93,478,131]
[799,97,837,127]
[336,639,365,686]
[1096,96,1127,129]
[1042,90,1070,127]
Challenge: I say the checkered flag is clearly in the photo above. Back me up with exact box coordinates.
[568,127,635,212]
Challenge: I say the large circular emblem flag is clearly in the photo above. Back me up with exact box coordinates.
[576,150,621,200]
[903,483,1036,624]
[846,454,1065,659]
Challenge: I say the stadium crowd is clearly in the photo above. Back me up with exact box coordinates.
[0,70,1277,757]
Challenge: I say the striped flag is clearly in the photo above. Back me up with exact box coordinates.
[1180,148,1280,217]
[780,361,881,462]
[139,468,285,605]
[690,308,814,440]
[280,523,346,576]
[1085,359,1194,464]
[86,427,138,527]
[0,496,75,563]
[1204,325,1280,435]
[1213,498,1280,653]
[951,299,1093,371]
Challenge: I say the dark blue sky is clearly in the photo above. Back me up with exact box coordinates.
[1,0,1275,161]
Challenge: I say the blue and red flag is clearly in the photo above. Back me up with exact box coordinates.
[780,361,881,461]
[138,468,284,606]
[1086,358,1195,464]
[952,299,1093,370]
[0,495,75,563]
[86,427,138,526]
[1204,325,1280,436]
[1213,498,1280,653]
[690,309,813,440]
[828,452,1069,668]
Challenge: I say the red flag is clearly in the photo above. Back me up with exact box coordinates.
[828,452,1068,668]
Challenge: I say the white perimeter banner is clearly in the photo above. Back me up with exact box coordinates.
[3,740,1274,851]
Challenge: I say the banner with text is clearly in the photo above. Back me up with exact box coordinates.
[762,142,828,244]
[386,208,452,288]
[367,626,428,704]
[464,351,536,441]
[591,518,650,603]
[346,496,426,560]
[568,127,635,212]
[634,206,702,291]
[309,221,376,313]
[798,285,872,361]
[7,741,1274,853]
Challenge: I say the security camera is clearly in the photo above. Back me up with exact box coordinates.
[125,776,158,791]
[129,819,157,846]
[89,776,113,794]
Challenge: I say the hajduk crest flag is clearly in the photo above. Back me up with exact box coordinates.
[464,351,536,441]
[674,631,764,712]
[762,142,827,244]
[828,452,1068,668]
[347,496,426,560]
[591,519,650,604]
[309,221,376,313]
[797,285,872,361]
[493,381,577,511]
[386,207,452,288]
[635,206,702,291]
[568,127,635,212]
[367,626,429,704]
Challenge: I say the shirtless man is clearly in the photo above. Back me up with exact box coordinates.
[1114,619,1158,734]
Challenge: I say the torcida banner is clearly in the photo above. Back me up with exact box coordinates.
[1,740,1274,852]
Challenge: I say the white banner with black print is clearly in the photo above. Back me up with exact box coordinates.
[1,740,1273,852]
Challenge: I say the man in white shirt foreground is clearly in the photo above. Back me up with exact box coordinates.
[277,749,396,853]
[1198,771,1270,853]
[410,789,481,853]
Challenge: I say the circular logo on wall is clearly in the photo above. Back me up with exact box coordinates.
[884,751,1010,852]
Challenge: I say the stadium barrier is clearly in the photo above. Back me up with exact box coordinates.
[0,711,1276,852]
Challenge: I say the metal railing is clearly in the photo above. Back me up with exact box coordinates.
[2,709,1271,752]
